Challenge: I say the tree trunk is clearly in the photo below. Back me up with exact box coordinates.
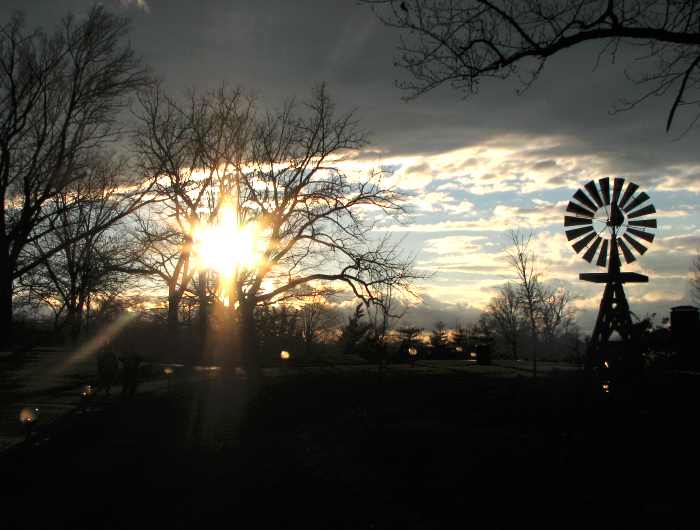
[0,204,12,351]
[197,271,208,365]
[167,294,179,333]
[239,300,261,389]
[66,306,83,345]
[527,302,538,378]
[0,266,12,351]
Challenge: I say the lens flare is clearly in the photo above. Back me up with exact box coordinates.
[192,199,266,282]
[19,407,39,425]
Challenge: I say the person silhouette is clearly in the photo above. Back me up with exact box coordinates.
[119,350,143,399]
[97,347,119,395]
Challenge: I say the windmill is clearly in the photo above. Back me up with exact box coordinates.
[564,177,657,377]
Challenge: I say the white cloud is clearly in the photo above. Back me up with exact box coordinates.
[378,199,568,233]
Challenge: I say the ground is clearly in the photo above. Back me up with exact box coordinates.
[1,356,698,529]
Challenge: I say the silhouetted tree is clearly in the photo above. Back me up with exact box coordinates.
[132,84,254,332]
[430,320,449,358]
[484,282,524,360]
[366,284,404,365]
[0,7,150,347]
[502,230,577,366]
[367,0,700,132]
[451,324,469,356]
[506,230,541,375]
[340,303,371,356]
[135,82,419,381]
[398,324,422,360]
[225,84,419,382]
[19,155,140,343]
[537,284,576,348]
[300,292,340,356]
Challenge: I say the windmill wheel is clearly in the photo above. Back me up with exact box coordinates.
[564,177,657,268]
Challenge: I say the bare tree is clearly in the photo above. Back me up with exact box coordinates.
[504,229,578,370]
[225,83,420,382]
[505,229,542,376]
[398,325,422,347]
[299,290,340,356]
[340,303,372,355]
[0,7,150,347]
[484,282,524,360]
[537,284,576,346]
[132,84,254,331]
[367,283,405,365]
[20,155,141,343]
[133,82,419,378]
[367,1,700,132]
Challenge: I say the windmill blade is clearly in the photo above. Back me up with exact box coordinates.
[623,233,648,255]
[572,231,597,253]
[623,192,650,213]
[566,225,594,241]
[564,215,593,227]
[626,227,655,243]
[596,239,609,267]
[612,177,624,205]
[582,236,603,263]
[573,189,598,212]
[566,201,595,218]
[629,219,657,228]
[627,204,656,219]
[584,180,603,207]
[618,181,639,210]
[617,238,636,264]
[599,177,611,205]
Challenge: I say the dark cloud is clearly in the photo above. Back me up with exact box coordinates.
[532,160,558,170]
[5,1,699,176]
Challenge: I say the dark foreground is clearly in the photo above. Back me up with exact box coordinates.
[2,364,699,529]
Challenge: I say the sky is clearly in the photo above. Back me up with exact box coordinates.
[4,0,699,331]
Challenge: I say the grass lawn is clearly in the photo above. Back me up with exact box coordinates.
[2,362,698,529]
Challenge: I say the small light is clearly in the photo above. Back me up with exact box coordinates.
[603,361,609,369]
[81,384,95,398]
[455,346,463,353]
[602,382,610,393]
[469,351,477,359]
[280,350,291,360]
[408,347,418,357]
[19,407,39,425]
[163,367,174,376]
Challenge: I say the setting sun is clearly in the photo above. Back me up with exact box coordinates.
[192,199,266,280]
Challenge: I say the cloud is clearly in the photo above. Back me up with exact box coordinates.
[406,191,476,215]
[345,130,700,202]
[377,198,568,233]
[119,0,150,13]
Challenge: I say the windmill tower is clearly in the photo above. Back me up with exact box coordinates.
[564,177,658,377]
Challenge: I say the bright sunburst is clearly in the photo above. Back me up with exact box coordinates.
[192,198,265,282]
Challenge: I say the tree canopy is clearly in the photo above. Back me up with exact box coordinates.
[367,0,700,132]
